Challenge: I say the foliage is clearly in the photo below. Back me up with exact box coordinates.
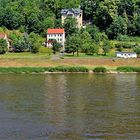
[52,40,61,54]
[80,31,92,54]
[102,40,112,55]
[39,47,53,55]
[65,33,81,56]
[49,66,88,72]
[93,67,107,73]
[63,17,78,36]
[12,34,31,52]
[117,66,140,73]
[31,42,40,53]
[117,34,140,42]
[0,67,46,73]
[133,46,140,55]
[86,25,100,42]
[107,16,127,39]
[0,39,8,54]
[115,42,134,49]
[0,0,139,53]
[0,66,88,73]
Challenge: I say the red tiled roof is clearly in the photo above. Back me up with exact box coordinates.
[0,33,6,39]
[47,28,64,34]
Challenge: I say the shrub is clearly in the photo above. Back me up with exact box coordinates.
[0,67,46,73]
[44,66,88,72]
[39,47,53,55]
[0,39,8,54]
[115,42,132,49]
[132,67,140,72]
[116,66,134,72]
[0,66,89,73]
[93,67,107,73]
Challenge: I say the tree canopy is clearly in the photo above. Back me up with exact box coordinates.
[0,0,139,38]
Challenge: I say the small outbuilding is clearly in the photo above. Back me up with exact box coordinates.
[116,52,137,58]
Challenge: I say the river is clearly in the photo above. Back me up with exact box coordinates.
[0,74,140,140]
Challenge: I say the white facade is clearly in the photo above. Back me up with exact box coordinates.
[116,52,137,58]
[46,29,65,50]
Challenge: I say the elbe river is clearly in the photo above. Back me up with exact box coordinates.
[0,74,140,140]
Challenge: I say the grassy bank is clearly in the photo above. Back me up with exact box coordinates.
[0,66,88,73]
[0,66,140,74]
[117,66,140,72]
[0,52,50,59]
[0,53,140,69]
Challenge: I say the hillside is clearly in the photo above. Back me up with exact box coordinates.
[0,0,139,37]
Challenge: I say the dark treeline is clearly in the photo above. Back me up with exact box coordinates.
[0,0,140,39]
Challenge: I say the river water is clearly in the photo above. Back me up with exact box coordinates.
[0,74,140,140]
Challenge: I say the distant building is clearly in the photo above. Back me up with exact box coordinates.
[46,28,65,49]
[116,52,137,58]
[0,33,10,49]
[61,8,83,28]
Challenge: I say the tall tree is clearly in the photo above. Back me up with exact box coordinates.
[65,33,81,56]
[63,17,78,36]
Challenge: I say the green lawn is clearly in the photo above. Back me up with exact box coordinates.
[0,52,50,59]
[64,52,115,58]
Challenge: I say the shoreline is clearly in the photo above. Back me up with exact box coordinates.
[0,66,139,74]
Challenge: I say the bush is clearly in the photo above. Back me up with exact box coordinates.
[115,42,132,49]
[117,34,140,42]
[44,66,88,72]
[117,66,140,72]
[57,66,88,72]
[93,67,107,73]
[0,67,46,73]
[39,47,53,55]
[133,67,140,72]
[0,39,8,54]
[0,66,89,73]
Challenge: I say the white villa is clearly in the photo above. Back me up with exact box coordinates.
[61,8,83,28]
[46,28,65,49]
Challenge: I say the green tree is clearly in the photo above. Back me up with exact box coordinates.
[12,33,31,52]
[63,17,78,36]
[81,0,99,20]
[90,42,99,55]
[102,40,111,55]
[65,34,81,56]
[86,25,101,42]
[52,40,61,54]
[107,16,127,39]
[29,32,43,53]
[134,46,140,56]
[81,31,92,54]
[0,39,8,54]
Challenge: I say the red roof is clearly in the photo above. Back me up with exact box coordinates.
[0,33,6,39]
[47,28,64,34]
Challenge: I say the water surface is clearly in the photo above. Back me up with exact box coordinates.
[0,74,140,140]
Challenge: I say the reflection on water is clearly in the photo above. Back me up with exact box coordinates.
[0,74,140,140]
